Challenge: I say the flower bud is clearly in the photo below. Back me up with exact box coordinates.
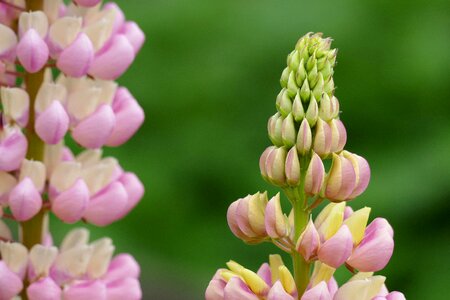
[304,152,325,195]
[330,96,340,119]
[48,17,82,54]
[312,73,325,101]
[333,275,385,300]
[347,218,394,272]
[319,93,333,122]
[278,265,296,297]
[324,77,335,95]
[292,92,305,121]
[324,154,356,201]
[288,50,300,71]
[313,118,332,157]
[0,261,23,300]
[296,219,320,261]
[342,151,371,199]
[309,261,335,287]
[89,35,135,80]
[269,254,284,284]
[117,172,145,217]
[240,268,270,297]
[281,114,296,147]
[317,225,353,268]
[72,104,116,149]
[296,119,312,155]
[268,281,295,300]
[121,21,145,54]
[299,78,310,102]
[276,89,292,117]
[103,254,140,284]
[27,277,61,300]
[268,113,283,146]
[308,65,319,88]
[19,159,46,192]
[285,147,300,186]
[265,147,287,186]
[329,119,347,153]
[296,59,307,85]
[35,100,69,144]
[265,193,289,239]
[301,281,331,300]
[305,95,318,127]
[236,194,266,238]
[260,146,276,181]
[280,67,289,88]
[9,177,43,221]
[286,71,298,97]
[0,127,27,171]
[1,87,29,127]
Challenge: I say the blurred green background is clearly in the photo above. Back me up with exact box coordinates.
[52,0,450,299]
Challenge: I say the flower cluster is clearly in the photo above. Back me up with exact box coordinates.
[0,228,141,300]
[206,33,406,299]
[0,0,145,298]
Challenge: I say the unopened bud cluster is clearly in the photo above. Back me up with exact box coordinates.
[0,1,146,298]
[207,33,406,300]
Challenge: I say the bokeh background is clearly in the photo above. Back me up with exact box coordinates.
[51,0,450,299]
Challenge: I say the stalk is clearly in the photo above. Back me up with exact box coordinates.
[19,1,46,298]
[288,156,311,298]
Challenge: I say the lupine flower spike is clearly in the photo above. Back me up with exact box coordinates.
[0,0,146,298]
[206,33,406,299]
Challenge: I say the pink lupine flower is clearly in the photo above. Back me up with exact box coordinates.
[106,87,145,146]
[304,152,325,195]
[0,261,23,300]
[9,177,42,221]
[265,194,289,239]
[296,219,321,261]
[35,100,70,144]
[120,21,146,54]
[301,281,331,300]
[325,153,357,201]
[329,119,346,153]
[56,33,94,77]
[373,291,406,300]
[317,225,353,268]
[73,0,101,7]
[268,281,295,300]
[27,277,62,300]
[0,87,29,127]
[313,118,332,157]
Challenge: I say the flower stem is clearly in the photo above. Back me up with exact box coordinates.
[285,155,311,298]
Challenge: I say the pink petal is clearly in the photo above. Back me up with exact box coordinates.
[106,88,144,146]
[301,281,331,300]
[17,29,49,73]
[347,219,394,272]
[104,3,125,35]
[63,280,106,300]
[296,219,320,261]
[103,254,140,284]
[256,263,272,286]
[268,281,295,300]
[35,101,69,144]
[89,35,135,80]
[227,200,250,241]
[223,277,259,300]
[57,33,93,77]
[325,154,356,201]
[52,179,89,223]
[206,277,226,300]
[106,278,141,300]
[27,277,61,300]
[117,172,144,218]
[304,152,325,195]
[0,128,27,171]
[72,104,116,149]
[9,177,42,221]
[318,225,353,268]
[386,291,406,300]
[73,0,101,7]
[0,261,23,299]
[83,181,128,226]
[285,147,300,186]
[120,21,145,54]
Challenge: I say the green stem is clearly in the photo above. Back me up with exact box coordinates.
[19,2,45,299]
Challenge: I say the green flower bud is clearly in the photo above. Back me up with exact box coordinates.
[305,94,319,127]
[267,113,283,146]
[316,56,327,71]
[288,50,301,71]
[296,59,307,85]
[306,53,317,72]
[319,93,333,121]
[324,77,335,96]
[276,89,292,117]
[320,60,333,81]
[308,65,319,88]
[287,71,298,97]
[312,73,325,100]
[281,113,296,147]
[300,78,311,102]
[328,49,337,66]
[280,67,289,88]
[292,92,305,121]
[299,46,310,62]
